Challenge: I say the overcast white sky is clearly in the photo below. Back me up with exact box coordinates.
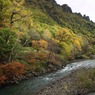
[55,0,95,22]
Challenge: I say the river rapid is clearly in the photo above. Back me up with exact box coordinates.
[0,60,95,95]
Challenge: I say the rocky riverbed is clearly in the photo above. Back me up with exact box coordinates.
[34,68,95,95]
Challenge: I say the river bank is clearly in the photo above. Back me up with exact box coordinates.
[34,68,95,95]
[1,60,95,95]
[0,59,84,88]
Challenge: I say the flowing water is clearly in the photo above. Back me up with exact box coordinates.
[1,60,95,95]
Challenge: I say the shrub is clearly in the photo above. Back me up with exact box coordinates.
[76,68,95,90]
[0,61,25,81]
[22,51,49,71]
[0,75,7,85]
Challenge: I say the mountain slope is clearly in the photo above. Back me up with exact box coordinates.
[25,0,95,34]
[0,0,95,86]
[24,0,95,58]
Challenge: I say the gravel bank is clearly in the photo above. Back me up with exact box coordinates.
[33,69,95,95]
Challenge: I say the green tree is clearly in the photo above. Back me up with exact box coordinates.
[0,28,18,63]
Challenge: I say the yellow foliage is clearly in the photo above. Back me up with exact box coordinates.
[73,37,82,51]
[42,29,52,40]
[1,0,33,37]
[32,40,48,51]
[61,42,72,57]
[56,28,73,42]
[11,0,24,7]
[52,38,60,43]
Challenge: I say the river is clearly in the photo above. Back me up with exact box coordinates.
[0,60,95,95]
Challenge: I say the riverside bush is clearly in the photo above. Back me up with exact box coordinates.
[76,68,95,90]
[0,61,25,85]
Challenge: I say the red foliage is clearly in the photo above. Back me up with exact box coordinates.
[0,61,25,85]
[3,62,25,79]
[0,75,7,85]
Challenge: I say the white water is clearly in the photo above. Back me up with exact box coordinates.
[0,60,95,95]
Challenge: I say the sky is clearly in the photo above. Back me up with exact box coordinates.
[55,0,95,22]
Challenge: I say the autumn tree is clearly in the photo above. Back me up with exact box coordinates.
[0,0,32,31]
[55,28,83,59]
[47,39,61,54]
[0,0,11,26]
[32,40,48,51]
[41,29,52,40]
[55,28,72,42]
[9,0,33,48]
[9,0,33,58]
[0,0,33,63]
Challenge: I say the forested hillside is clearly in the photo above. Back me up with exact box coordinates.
[0,0,95,86]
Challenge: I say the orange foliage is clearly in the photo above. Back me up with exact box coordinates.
[0,61,25,82]
[32,40,48,51]
[23,52,36,63]
[24,52,35,59]
[0,75,7,85]
[28,58,37,64]
[37,52,48,60]
[23,51,49,63]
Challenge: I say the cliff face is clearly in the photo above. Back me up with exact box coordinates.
[61,4,72,13]
[25,0,90,21]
